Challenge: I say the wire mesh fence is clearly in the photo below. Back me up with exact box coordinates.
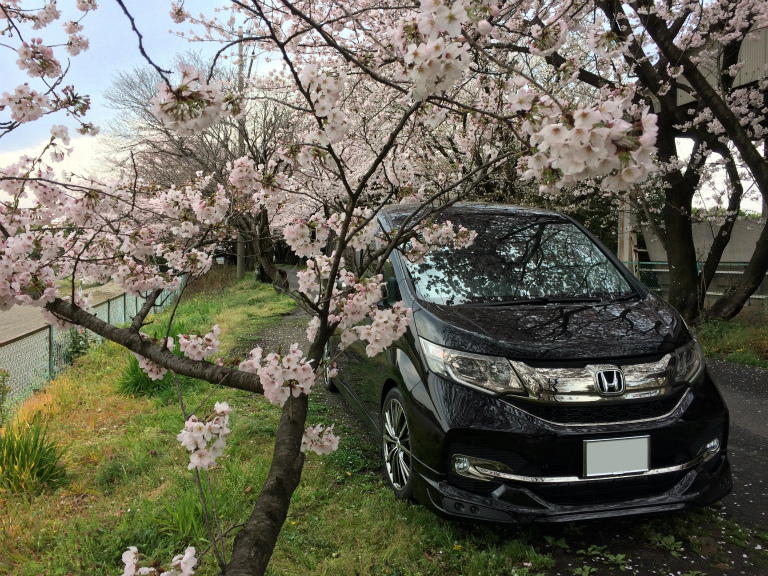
[0,289,182,418]
[623,261,768,304]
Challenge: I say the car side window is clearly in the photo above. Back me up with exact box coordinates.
[381,256,395,279]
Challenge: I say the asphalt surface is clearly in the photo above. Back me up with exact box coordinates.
[0,282,126,344]
[707,359,768,530]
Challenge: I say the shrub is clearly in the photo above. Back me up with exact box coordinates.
[0,417,67,494]
[117,355,173,397]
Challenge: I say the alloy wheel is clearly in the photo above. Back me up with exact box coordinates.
[382,394,412,492]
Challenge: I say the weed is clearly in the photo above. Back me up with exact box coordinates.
[572,566,597,576]
[151,490,208,546]
[0,368,10,428]
[0,416,67,494]
[544,535,570,552]
[65,327,91,363]
[577,544,607,557]
[651,533,684,557]
[603,551,629,569]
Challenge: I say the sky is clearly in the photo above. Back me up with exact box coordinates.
[0,1,764,214]
[0,0,225,173]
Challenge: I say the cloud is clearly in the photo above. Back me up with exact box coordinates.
[0,134,108,177]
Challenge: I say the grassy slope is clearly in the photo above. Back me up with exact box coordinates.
[1,269,767,576]
[696,318,768,368]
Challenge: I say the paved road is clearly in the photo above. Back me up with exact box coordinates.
[0,283,127,344]
[707,359,768,529]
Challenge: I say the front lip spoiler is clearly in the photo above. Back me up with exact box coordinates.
[424,455,732,524]
[454,449,714,484]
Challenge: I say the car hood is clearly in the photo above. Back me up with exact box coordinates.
[414,294,686,361]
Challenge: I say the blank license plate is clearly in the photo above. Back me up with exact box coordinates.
[584,436,649,477]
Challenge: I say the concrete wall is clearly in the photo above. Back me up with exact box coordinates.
[642,220,765,263]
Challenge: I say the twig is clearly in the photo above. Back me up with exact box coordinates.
[114,0,172,83]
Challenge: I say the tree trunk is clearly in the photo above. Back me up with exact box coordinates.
[698,153,744,310]
[664,189,701,322]
[245,211,288,290]
[706,215,768,320]
[655,130,702,323]
[223,335,326,576]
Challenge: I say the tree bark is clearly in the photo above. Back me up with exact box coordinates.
[655,128,702,322]
[698,153,744,310]
[223,334,326,576]
[706,211,768,320]
[246,211,288,290]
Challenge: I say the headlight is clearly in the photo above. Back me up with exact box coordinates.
[674,338,705,384]
[419,338,526,395]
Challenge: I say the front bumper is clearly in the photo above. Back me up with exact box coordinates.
[420,453,731,523]
[407,369,731,523]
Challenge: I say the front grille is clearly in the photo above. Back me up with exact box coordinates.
[506,388,687,425]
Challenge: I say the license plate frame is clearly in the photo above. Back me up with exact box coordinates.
[583,436,650,478]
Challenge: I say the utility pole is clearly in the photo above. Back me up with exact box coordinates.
[236,26,246,280]
[618,189,638,275]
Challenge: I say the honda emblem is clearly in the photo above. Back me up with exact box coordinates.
[595,369,625,395]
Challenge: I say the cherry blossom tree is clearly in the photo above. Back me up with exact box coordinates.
[0,1,673,575]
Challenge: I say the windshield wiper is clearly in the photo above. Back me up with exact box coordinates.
[601,292,640,304]
[459,296,602,307]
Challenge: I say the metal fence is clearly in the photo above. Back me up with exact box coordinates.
[623,261,768,304]
[0,288,181,416]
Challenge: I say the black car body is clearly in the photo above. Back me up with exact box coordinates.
[329,203,732,523]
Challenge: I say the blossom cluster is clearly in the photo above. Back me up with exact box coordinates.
[0,84,48,123]
[150,64,242,137]
[176,401,232,470]
[387,0,474,100]
[299,63,350,143]
[179,325,221,361]
[301,424,340,455]
[283,215,330,258]
[327,208,376,251]
[520,100,658,193]
[133,336,174,381]
[122,546,197,576]
[239,343,316,406]
[353,303,413,357]
[16,39,61,79]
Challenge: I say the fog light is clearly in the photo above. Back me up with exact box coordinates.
[454,456,471,473]
[701,437,721,461]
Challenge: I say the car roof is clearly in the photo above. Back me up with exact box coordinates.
[378,202,568,229]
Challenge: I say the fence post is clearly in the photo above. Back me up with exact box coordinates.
[48,325,53,382]
[108,298,111,325]
[124,293,127,323]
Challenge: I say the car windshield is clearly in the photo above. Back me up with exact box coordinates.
[402,212,632,306]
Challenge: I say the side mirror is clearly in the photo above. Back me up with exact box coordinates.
[385,276,401,306]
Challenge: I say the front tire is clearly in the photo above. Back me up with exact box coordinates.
[381,388,415,500]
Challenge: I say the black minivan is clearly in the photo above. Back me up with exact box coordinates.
[327,203,732,523]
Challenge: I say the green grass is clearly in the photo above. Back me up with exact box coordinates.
[0,417,67,494]
[696,318,768,368]
[2,269,766,575]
